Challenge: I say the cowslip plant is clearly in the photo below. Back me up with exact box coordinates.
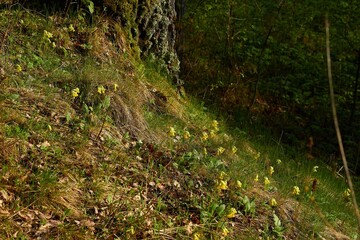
[183,130,191,140]
[231,146,238,154]
[216,147,225,156]
[226,207,237,218]
[71,88,80,99]
[270,198,277,207]
[269,166,274,176]
[264,177,271,189]
[292,186,300,196]
[168,127,176,137]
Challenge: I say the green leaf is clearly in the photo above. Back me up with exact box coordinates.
[88,1,94,14]
[103,95,111,109]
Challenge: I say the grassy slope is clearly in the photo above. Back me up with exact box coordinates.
[0,8,357,240]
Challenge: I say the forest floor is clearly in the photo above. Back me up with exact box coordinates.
[0,8,357,240]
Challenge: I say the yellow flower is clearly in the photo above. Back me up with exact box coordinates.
[313,166,319,173]
[264,177,270,186]
[255,152,260,160]
[292,186,300,196]
[201,132,208,141]
[168,127,176,137]
[114,83,118,91]
[226,207,237,218]
[222,227,229,236]
[71,88,80,98]
[209,130,216,138]
[183,130,191,140]
[48,125,52,131]
[254,174,259,182]
[231,146,238,154]
[43,30,53,39]
[15,64,22,72]
[219,171,227,180]
[344,188,351,198]
[236,180,242,189]
[212,120,219,129]
[276,159,282,165]
[270,198,277,207]
[69,24,75,32]
[216,147,225,155]
[129,226,135,235]
[97,85,106,94]
[269,166,274,176]
[203,147,207,156]
[217,180,228,190]
[193,232,201,240]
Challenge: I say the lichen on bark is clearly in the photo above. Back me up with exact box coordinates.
[137,0,181,84]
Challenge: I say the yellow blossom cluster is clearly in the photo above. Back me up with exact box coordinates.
[216,147,225,155]
[344,188,351,198]
[236,180,242,189]
[15,64,22,73]
[264,177,270,186]
[183,130,191,140]
[212,120,219,131]
[231,146,238,154]
[270,198,277,206]
[226,207,237,218]
[168,127,176,137]
[201,132,209,141]
[72,88,80,99]
[98,85,106,94]
[269,166,274,176]
[292,186,300,196]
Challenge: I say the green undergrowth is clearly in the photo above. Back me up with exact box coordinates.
[0,7,357,240]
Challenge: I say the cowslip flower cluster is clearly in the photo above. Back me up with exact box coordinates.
[183,130,191,140]
[114,83,118,91]
[168,127,176,137]
[292,186,300,196]
[236,180,242,189]
[264,177,271,187]
[270,198,277,207]
[98,85,106,94]
[254,174,259,182]
[344,188,351,198]
[212,120,219,131]
[222,227,229,236]
[231,146,238,154]
[269,166,274,176]
[313,166,319,173]
[276,159,282,165]
[226,207,237,218]
[69,24,75,32]
[216,147,225,155]
[217,180,228,190]
[193,232,201,240]
[15,64,22,72]
[201,132,208,141]
[72,88,80,98]
[203,147,207,156]
[43,30,53,43]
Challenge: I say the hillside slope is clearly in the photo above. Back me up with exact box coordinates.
[0,7,357,240]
